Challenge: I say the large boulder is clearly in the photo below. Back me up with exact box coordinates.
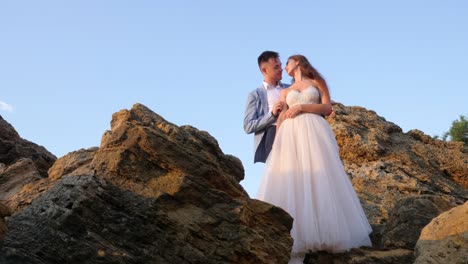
[414,201,468,264]
[380,195,457,249]
[1,104,293,264]
[48,104,245,198]
[1,175,292,263]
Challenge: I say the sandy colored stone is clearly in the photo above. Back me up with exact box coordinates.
[414,202,468,264]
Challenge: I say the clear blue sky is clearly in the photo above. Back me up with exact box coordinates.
[1,1,467,197]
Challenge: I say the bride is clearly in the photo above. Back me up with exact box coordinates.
[256,54,372,263]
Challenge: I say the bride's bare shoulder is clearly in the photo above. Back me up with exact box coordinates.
[293,80,313,91]
[280,85,296,98]
[305,79,318,87]
[280,87,290,96]
[283,84,297,92]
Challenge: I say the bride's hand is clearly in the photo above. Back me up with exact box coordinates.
[284,105,302,119]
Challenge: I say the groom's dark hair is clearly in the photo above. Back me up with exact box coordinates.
[258,51,279,67]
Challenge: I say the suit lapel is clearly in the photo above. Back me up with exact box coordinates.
[257,86,268,115]
[257,82,288,116]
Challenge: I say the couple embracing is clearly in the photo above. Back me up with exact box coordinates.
[243,51,372,264]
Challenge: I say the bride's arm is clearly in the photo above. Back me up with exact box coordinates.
[298,89,332,116]
[276,89,289,131]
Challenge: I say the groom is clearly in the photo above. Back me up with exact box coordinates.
[243,51,289,163]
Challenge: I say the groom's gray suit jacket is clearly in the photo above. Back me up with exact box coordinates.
[243,83,289,162]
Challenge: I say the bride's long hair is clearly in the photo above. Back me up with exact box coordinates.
[289,55,328,90]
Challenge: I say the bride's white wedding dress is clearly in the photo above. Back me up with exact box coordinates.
[256,86,372,262]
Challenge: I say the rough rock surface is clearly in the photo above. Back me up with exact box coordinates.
[304,248,414,264]
[381,195,458,249]
[1,102,467,264]
[0,158,43,202]
[0,115,56,209]
[48,105,245,198]
[0,115,56,178]
[0,104,293,264]
[2,175,293,264]
[329,103,467,225]
[414,201,468,264]
[0,202,10,241]
[328,103,467,252]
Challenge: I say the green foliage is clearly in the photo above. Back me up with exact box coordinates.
[442,115,467,145]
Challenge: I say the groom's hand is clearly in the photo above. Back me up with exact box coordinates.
[272,101,284,117]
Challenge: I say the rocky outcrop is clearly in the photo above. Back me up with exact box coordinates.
[0,158,43,202]
[329,104,467,224]
[1,102,467,264]
[0,104,293,264]
[0,115,56,241]
[48,147,98,180]
[0,115,56,210]
[328,103,467,253]
[414,201,468,264]
[2,175,292,264]
[0,115,56,178]
[48,105,245,198]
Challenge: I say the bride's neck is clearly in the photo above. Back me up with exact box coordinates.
[294,72,305,82]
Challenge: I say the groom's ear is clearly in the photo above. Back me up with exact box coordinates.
[260,65,267,75]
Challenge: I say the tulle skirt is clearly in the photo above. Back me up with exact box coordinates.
[256,113,372,256]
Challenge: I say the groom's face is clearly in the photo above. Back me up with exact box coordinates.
[263,57,283,83]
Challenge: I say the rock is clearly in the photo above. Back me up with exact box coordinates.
[414,202,468,264]
[0,115,57,214]
[5,177,56,213]
[406,129,467,188]
[49,104,246,199]
[1,102,467,263]
[328,103,468,225]
[304,248,414,264]
[48,147,98,180]
[381,195,458,249]
[0,202,10,240]
[0,104,292,264]
[0,158,43,200]
[0,115,56,177]
[1,175,293,264]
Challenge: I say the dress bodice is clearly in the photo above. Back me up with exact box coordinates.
[286,86,320,107]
